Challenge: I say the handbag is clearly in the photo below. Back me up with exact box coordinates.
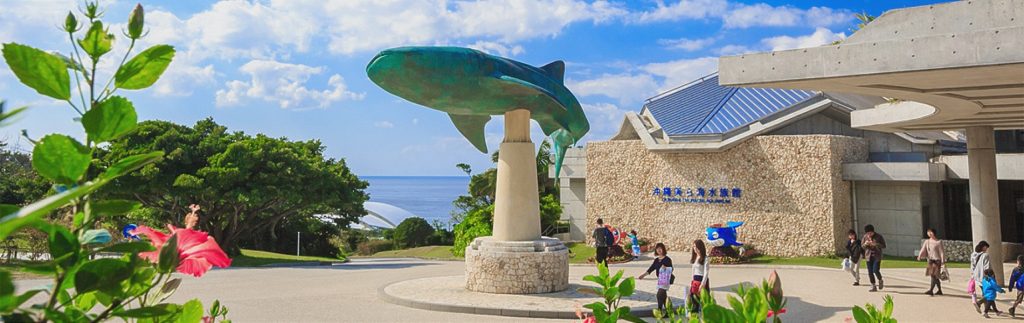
[939,265,950,281]
[841,258,852,272]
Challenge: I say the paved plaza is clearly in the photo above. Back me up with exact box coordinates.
[13,256,1012,322]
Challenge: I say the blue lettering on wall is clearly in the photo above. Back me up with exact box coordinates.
[652,186,744,204]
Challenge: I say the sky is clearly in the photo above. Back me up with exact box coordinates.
[0,0,941,176]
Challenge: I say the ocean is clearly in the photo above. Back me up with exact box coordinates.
[362,176,470,228]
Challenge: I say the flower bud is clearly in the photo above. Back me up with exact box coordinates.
[84,1,101,19]
[127,3,144,39]
[64,11,80,33]
[767,270,784,303]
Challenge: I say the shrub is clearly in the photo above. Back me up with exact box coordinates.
[451,205,493,257]
[357,240,395,255]
[394,217,435,248]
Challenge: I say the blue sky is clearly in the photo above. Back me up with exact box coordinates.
[0,0,939,176]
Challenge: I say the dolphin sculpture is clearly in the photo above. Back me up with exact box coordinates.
[365,46,589,178]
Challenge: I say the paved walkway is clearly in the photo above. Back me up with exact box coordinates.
[13,257,1012,322]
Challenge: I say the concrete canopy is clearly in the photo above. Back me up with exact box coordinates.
[718,0,1024,132]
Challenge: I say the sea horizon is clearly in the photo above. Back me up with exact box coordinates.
[362,176,471,227]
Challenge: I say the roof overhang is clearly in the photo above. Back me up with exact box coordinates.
[718,0,1024,132]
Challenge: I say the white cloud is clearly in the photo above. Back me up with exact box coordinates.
[215,60,363,109]
[465,41,524,57]
[567,74,659,105]
[632,1,851,29]
[762,27,845,51]
[581,102,629,140]
[631,0,728,23]
[641,57,719,91]
[374,121,395,128]
[412,118,420,125]
[723,4,851,29]
[717,44,756,55]
[658,37,717,51]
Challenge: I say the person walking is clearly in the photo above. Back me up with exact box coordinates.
[689,239,710,314]
[846,229,864,286]
[628,230,641,260]
[971,240,992,313]
[592,218,610,265]
[981,268,1005,318]
[637,243,672,311]
[1008,256,1024,317]
[862,224,886,292]
[918,228,946,296]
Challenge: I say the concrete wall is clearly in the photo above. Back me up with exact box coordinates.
[559,178,587,241]
[585,135,868,257]
[770,112,940,157]
[853,182,925,257]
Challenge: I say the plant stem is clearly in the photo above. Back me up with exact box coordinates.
[68,32,89,111]
[40,272,66,322]
[98,39,134,102]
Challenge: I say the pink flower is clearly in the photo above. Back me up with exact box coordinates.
[767,308,787,317]
[133,225,232,277]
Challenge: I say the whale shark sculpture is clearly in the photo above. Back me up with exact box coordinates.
[366,46,589,177]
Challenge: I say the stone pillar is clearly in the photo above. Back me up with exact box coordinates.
[967,126,1003,283]
[492,109,541,241]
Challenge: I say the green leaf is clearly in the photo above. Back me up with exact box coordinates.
[78,21,113,60]
[852,305,870,323]
[619,277,635,297]
[1,43,71,100]
[0,271,12,296]
[583,302,607,314]
[177,299,203,323]
[115,45,175,90]
[98,241,156,253]
[116,303,178,318]
[609,270,623,287]
[0,179,108,240]
[153,278,181,303]
[103,151,164,179]
[75,258,132,294]
[582,274,604,286]
[618,309,646,323]
[883,295,894,318]
[0,105,27,127]
[80,229,112,245]
[46,224,78,268]
[74,291,98,312]
[92,199,142,216]
[0,205,17,217]
[32,134,90,185]
[82,96,138,142]
[158,234,179,273]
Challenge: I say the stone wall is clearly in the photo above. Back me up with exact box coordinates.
[464,237,569,294]
[585,135,868,257]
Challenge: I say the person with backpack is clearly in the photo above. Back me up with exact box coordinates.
[592,218,610,265]
[1007,256,1024,317]
[637,243,672,310]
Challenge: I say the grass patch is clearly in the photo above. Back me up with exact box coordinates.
[366,245,460,260]
[748,255,969,269]
[568,242,595,264]
[231,249,343,267]
[1,262,49,280]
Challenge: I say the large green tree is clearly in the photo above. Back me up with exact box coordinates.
[0,141,50,206]
[99,119,368,254]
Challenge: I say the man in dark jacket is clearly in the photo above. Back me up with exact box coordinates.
[846,229,864,286]
[862,224,887,292]
[592,218,609,265]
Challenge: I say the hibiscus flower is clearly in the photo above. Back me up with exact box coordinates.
[132,225,232,277]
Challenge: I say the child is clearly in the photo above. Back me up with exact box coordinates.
[1009,256,1024,317]
[845,229,864,286]
[628,230,640,260]
[981,268,1005,318]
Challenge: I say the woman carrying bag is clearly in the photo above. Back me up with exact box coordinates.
[917,228,946,296]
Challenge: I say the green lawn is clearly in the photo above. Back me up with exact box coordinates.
[231,249,344,267]
[568,242,596,264]
[748,255,969,269]
[365,246,460,260]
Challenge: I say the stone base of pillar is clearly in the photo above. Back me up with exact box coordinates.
[464,236,569,294]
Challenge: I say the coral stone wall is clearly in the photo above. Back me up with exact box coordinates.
[585,136,868,257]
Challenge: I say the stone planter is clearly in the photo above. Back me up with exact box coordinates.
[465,236,569,294]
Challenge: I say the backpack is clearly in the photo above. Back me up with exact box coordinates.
[604,228,615,246]
[1016,271,1024,290]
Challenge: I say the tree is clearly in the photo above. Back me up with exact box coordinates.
[0,141,50,206]
[456,163,471,176]
[394,217,434,248]
[99,119,369,255]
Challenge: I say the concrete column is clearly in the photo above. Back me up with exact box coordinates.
[492,109,541,241]
[967,126,1003,283]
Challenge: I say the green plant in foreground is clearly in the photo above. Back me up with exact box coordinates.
[654,271,787,323]
[580,262,644,323]
[0,1,230,321]
[852,295,897,323]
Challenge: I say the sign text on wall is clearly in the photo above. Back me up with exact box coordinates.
[651,186,742,204]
